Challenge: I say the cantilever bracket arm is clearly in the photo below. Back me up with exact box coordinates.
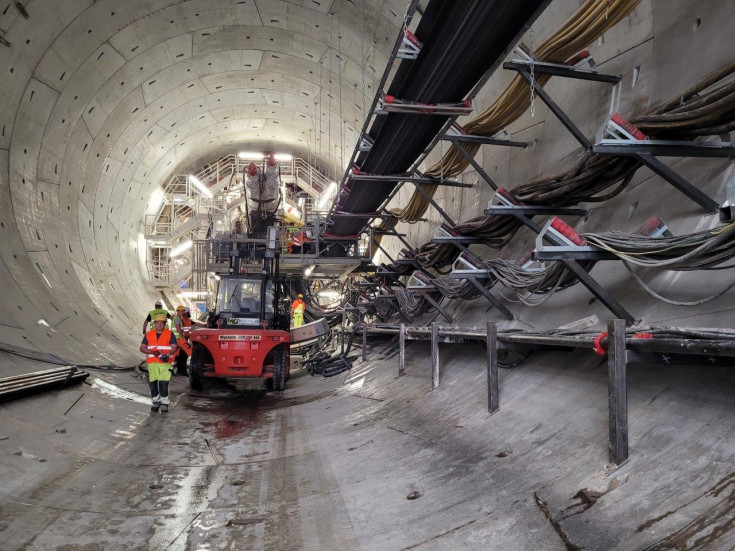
[634,153,719,213]
[451,140,500,190]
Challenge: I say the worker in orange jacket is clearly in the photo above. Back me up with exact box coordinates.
[291,294,305,327]
[140,314,178,413]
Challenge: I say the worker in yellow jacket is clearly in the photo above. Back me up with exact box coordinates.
[291,294,305,328]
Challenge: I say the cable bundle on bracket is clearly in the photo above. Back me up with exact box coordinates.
[378,61,735,279]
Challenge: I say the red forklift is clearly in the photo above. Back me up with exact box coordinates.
[189,237,292,391]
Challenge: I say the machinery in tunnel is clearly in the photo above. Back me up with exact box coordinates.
[1,0,734,548]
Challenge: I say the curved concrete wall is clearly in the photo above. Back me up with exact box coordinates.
[0,0,401,365]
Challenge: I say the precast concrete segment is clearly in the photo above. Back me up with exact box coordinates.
[0,345,733,549]
[0,0,401,365]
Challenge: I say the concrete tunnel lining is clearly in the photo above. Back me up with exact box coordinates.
[0,0,734,549]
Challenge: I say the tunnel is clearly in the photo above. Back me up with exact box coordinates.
[0,0,734,549]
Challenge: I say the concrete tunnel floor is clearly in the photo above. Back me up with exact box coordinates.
[0,340,733,550]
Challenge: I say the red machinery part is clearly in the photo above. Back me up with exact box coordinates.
[633,332,653,339]
[611,113,647,140]
[635,216,668,237]
[405,30,423,47]
[593,331,608,355]
[247,162,258,177]
[267,153,276,167]
[384,94,396,104]
[191,329,290,379]
[550,217,587,246]
[565,50,590,66]
[516,250,533,266]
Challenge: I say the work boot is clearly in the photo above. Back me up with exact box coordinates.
[150,403,160,412]
[160,404,168,413]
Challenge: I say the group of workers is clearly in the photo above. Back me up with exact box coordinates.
[140,300,204,413]
[141,293,306,413]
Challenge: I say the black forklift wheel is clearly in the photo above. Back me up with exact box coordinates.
[189,346,205,390]
[272,348,286,391]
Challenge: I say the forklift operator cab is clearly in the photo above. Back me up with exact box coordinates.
[212,275,274,328]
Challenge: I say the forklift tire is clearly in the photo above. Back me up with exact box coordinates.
[189,345,205,391]
[175,350,188,376]
[272,348,286,391]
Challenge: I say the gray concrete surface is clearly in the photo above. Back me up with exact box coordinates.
[0,343,732,549]
[0,0,734,549]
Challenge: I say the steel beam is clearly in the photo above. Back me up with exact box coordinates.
[504,60,621,83]
[442,134,528,148]
[608,319,629,465]
[431,236,504,245]
[484,206,588,216]
[431,322,439,390]
[399,323,406,376]
[593,141,735,158]
[487,321,499,414]
[350,173,472,188]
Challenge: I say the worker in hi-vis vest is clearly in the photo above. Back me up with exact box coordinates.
[140,313,178,413]
[291,294,305,328]
[142,300,171,334]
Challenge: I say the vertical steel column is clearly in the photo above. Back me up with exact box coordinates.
[399,323,406,376]
[431,322,440,390]
[362,322,367,361]
[608,319,629,465]
[486,321,499,414]
[341,309,346,355]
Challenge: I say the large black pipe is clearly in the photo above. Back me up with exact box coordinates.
[328,0,550,236]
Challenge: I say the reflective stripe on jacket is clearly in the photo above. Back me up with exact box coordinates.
[145,329,174,364]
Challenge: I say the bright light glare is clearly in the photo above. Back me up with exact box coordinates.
[318,182,337,208]
[274,153,293,162]
[238,151,264,160]
[180,291,207,297]
[318,290,341,298]
[304,265,315,277]
[298,197,305,208]
[170,239,193,257]
[188,175,213,198]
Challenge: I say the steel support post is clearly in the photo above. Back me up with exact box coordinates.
[608,319,629,465]
[399,323,406,376]
[487,321,499,414]
[341,309,346,355]
[452,140,500,190]
[431,322,440,390]
[362,322,367,361]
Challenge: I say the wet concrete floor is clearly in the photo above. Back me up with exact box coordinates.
[0,342,733,549]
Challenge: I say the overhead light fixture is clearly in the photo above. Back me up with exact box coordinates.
[238,151,264,160]
[188,175,213,198]
[170,239,193,257]
[304,264,316,277]
[273,153,293,162]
